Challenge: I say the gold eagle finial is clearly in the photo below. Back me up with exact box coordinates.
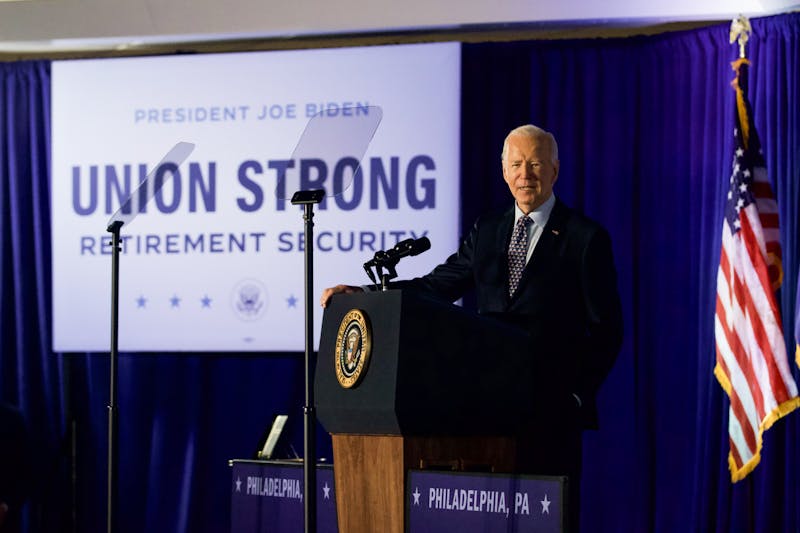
[730,15,752,59]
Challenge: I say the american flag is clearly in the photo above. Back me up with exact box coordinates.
[714,58,800,482]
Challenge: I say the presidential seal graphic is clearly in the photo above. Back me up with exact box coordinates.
[230,279,268,322]
[335,309,372,388]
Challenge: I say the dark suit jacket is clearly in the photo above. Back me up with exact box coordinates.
[403,198,623,430]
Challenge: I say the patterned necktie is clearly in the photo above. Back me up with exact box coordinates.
[508,215,532,297]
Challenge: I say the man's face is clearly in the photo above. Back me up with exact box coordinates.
[502,133,559,214]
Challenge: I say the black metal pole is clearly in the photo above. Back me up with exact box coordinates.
[106,220,123,533]
[289,189,323,533]
[302,203,317,533]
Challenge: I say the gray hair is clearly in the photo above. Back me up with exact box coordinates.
[501,124,559,165]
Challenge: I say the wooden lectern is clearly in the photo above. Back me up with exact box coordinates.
[315,290,536,533]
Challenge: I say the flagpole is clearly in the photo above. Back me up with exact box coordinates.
[715,14,800,483]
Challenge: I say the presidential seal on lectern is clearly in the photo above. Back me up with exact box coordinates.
[334,308,372,388]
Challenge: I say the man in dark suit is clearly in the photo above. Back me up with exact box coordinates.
[321,124,623,530]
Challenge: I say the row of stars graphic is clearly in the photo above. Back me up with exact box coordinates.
[134,294,300,308]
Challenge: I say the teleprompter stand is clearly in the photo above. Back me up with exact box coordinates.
[290,188,325,533]
[277,104,382,532]
[104,142,195,533]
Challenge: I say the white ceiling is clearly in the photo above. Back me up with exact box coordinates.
[0,0,797,53]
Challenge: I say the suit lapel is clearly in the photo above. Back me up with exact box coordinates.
[497,208,515,253]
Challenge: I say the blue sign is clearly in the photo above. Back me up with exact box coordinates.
[407,470,565,532]
[230,460,338,532]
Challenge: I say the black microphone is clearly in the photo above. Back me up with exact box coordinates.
[362,237,430,285]
[385,236,431,261]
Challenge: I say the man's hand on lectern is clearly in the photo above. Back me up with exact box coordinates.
[320,285,364,308]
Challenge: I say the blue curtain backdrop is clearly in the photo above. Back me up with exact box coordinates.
[1,12,798,533]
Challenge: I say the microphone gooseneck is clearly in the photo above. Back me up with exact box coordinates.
[362,236,431,289]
